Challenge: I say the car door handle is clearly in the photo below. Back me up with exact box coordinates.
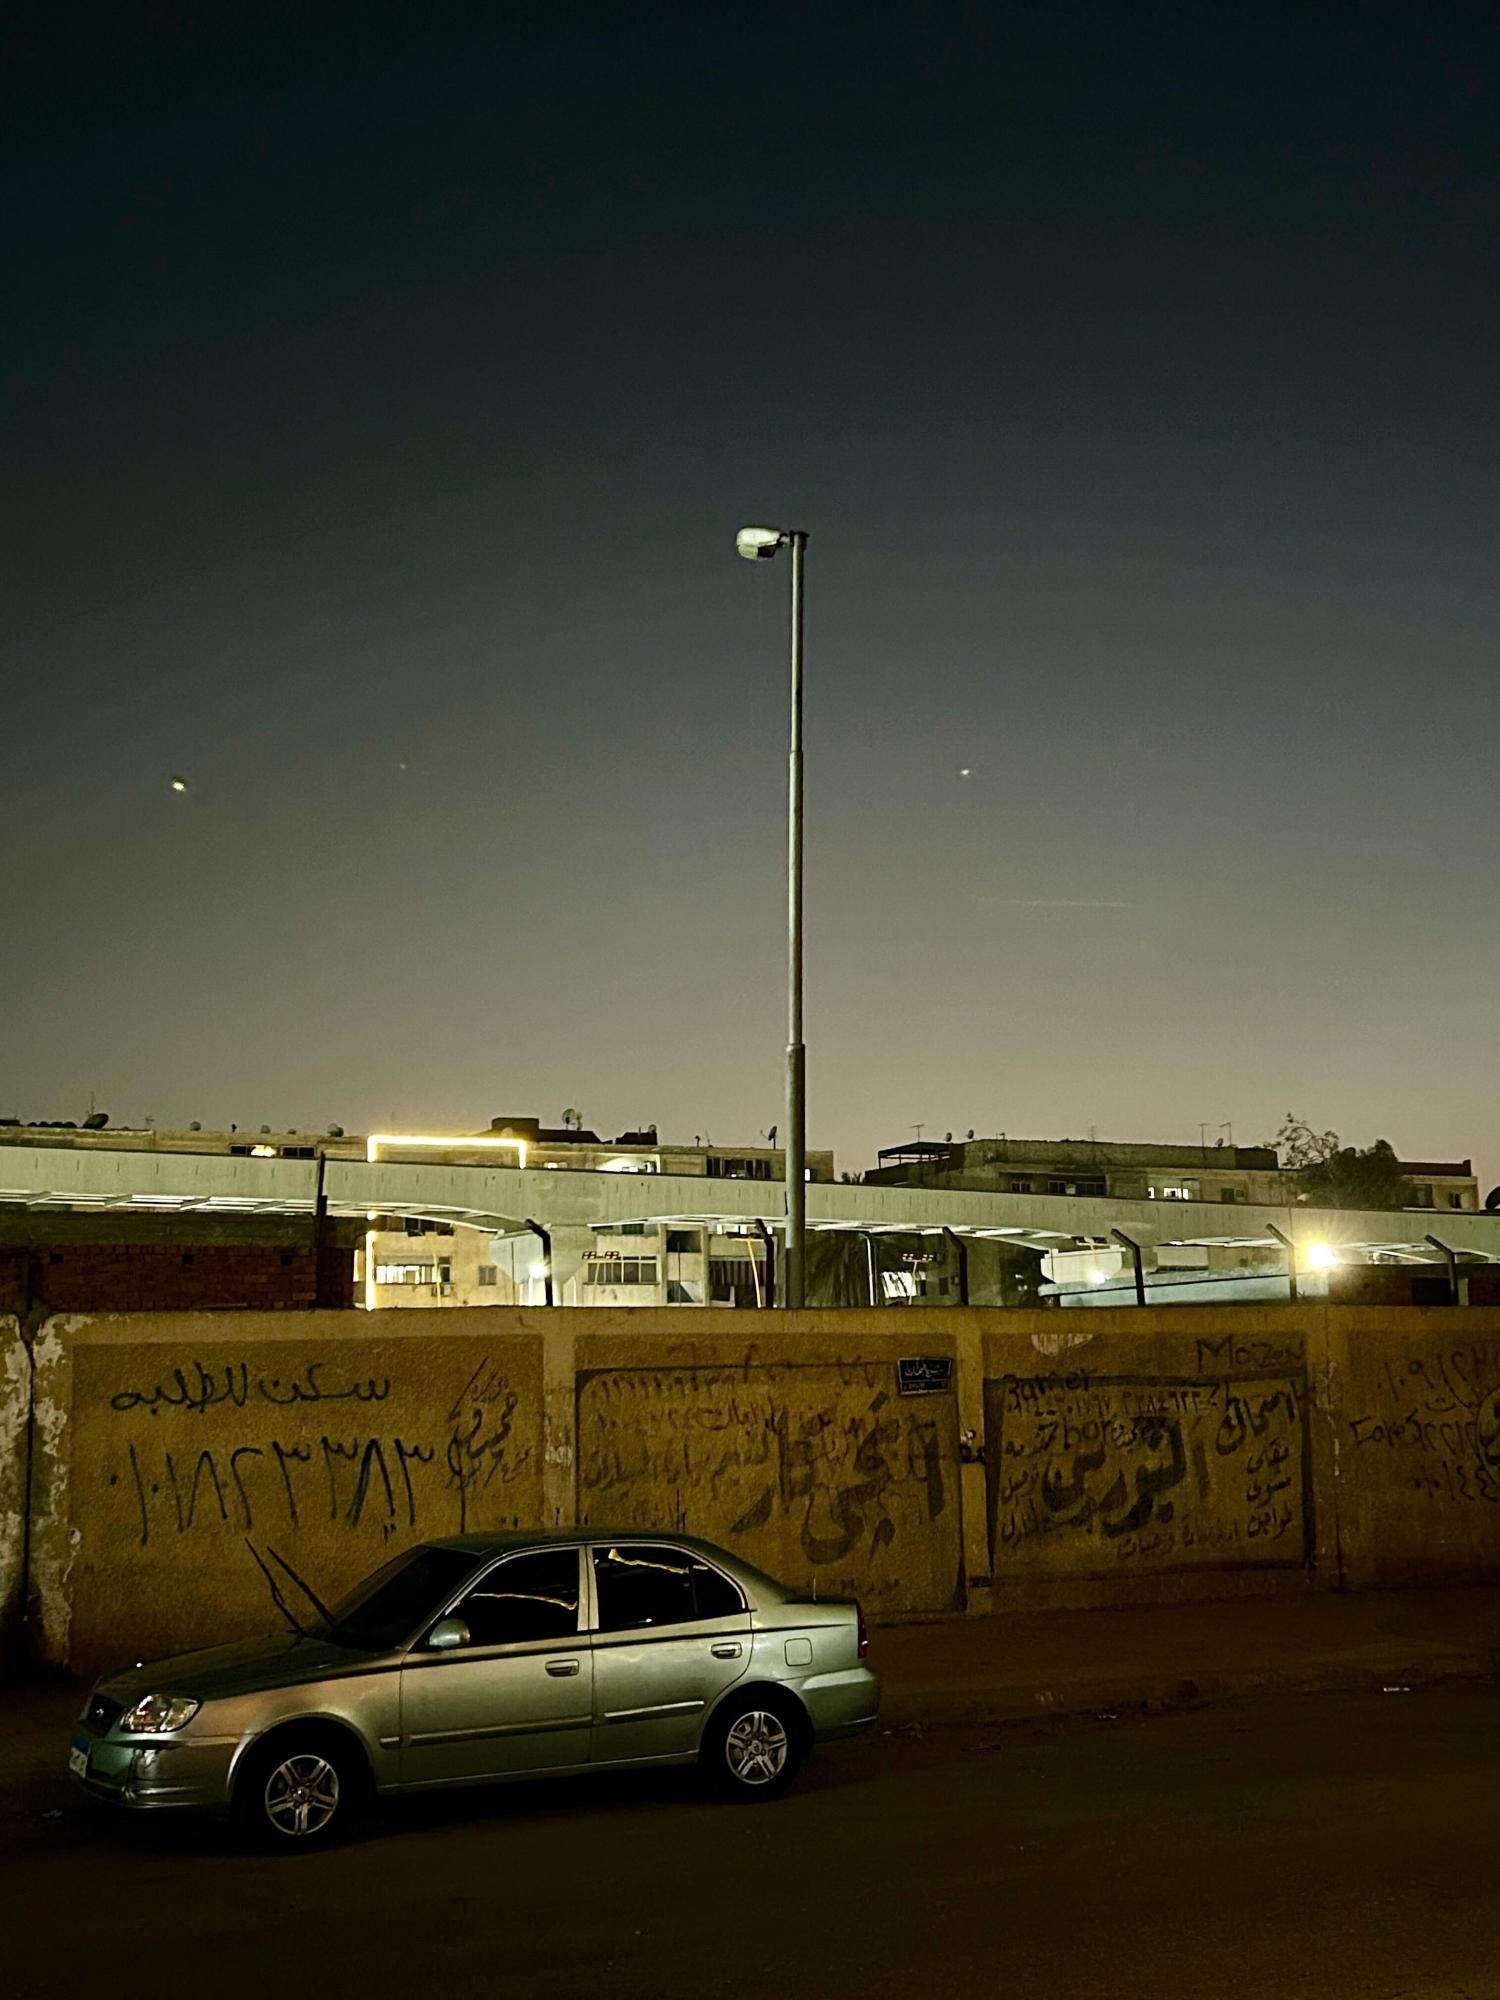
[545,1658,581,1677]
[710,1642,742,1659]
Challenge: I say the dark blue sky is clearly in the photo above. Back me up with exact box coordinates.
[5,3,1498,1182]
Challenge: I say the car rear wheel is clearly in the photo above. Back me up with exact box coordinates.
[703,1695,803,1802]
[236,1732,361,1850]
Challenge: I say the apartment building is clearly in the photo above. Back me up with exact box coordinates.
[866,1135,1482,1212]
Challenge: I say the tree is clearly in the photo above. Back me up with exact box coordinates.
[1268,1114,1412,1210]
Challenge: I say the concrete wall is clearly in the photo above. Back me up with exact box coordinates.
[1324,1310,1500,1588]
[1,1318,25,1667]
[27,1312,545,1674]
[6,1304,1499,1677]
[980,1308,1327,1609]
[572,1323,967,1615]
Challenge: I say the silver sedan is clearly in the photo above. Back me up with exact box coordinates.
[69,1530,881,1847]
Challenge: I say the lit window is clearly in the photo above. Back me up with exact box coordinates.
[583,1256,660,1286]
[373,1260,452,1288]
[375,1261,436,1286]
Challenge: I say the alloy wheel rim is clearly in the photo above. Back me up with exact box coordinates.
[725,1711,788,1786]
[264,1753,340,1837]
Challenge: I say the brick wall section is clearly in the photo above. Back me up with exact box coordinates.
[0,1237,356,1314]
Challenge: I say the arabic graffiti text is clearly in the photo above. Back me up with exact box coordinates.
[988,1372,1308,1572]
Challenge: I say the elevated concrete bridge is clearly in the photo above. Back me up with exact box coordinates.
[1,1143,1496,1303]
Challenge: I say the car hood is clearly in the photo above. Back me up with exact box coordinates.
[98,1630,389,1706]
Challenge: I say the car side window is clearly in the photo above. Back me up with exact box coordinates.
[449,1550,581,1648]
[592,1544,744,1631]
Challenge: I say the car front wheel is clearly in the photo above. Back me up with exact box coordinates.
[703,1696,803,1802]
[236,1732,360,1850]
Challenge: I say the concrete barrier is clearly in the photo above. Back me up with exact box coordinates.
[29,1311,545,1675]
[11,1304,1500,1676]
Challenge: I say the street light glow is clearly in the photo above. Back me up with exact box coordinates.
[1304,1242,1338,1270]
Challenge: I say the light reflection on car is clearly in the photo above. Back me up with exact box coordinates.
[69,1530,881,1846]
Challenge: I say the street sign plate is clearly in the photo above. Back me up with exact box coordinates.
[898,1356,953,1396]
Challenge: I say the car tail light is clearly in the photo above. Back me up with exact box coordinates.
[856,1601,869,1659]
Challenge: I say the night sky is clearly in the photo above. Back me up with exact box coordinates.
[6,4,1498,1184]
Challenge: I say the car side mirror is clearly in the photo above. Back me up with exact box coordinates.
[426,1617,470,1651]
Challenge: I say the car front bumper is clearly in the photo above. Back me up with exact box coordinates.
[70,1728,236,1811]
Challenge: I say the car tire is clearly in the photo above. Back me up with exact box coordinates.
[234,1730,362,1851]
[701,1694,804,1803]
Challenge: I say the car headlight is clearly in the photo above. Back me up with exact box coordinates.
[119,1694,200,1734]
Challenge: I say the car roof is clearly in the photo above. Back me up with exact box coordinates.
[430,1527,736,1557]
[423,1528,790,1597]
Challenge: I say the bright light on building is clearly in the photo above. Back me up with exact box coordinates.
[1089,1269,1109,1285]
[529,1261,549,1280]
[366,1132,528,1168]
[1304,1242,1338,1270]
[250,1143,276,1157]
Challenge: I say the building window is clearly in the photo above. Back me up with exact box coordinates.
[584,1257,659,1287]
[477,1264,498,1287]
[709,1256,765,1306]
[1449,1192,1464,1209]
[374,1260,452,1287]
[1220,1187,1244,1204]
[1047,1177,1106,1197]
[666,1229,700,1254]
[1150,1183,1193,1201]
[706,1156,772,1180]
[1408,1186,1436,1209]
[1009,1179,1034,1194]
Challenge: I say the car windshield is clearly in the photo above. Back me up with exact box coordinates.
[321,1546,479,1652]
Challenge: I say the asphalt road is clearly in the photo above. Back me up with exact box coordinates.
[4,1682,1497,1999]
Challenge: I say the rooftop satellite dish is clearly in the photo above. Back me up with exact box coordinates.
[81,1111,109,1129]
[1486,1187,1500,1212]
[189,1121,202,1132]
[327,1124,345,1138]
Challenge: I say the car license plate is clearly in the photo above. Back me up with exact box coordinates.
[69,1740,89,1779]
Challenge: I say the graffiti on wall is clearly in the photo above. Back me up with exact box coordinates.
[98,1351,533,1547]
[576,1362,959,1612]
[986,1366,1309,1574]
[67,1342,543,1661]
[1343,1338,1500,1509]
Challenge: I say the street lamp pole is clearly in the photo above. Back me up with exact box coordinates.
[737,522,809,1308]
[785,530,807,1310]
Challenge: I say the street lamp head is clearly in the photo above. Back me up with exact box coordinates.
[736,524,785,560]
